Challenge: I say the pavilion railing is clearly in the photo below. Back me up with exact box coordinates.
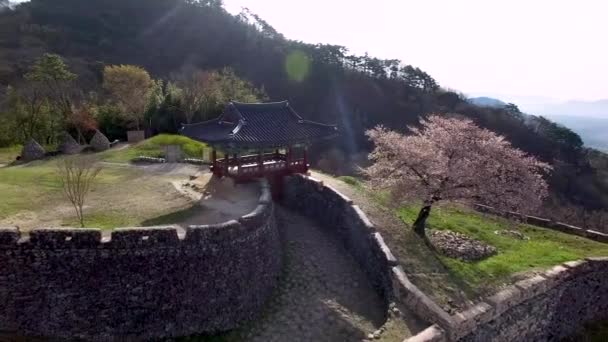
[213,152,307,180]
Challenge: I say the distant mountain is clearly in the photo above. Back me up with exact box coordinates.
[533,100,608,118]
[545,115,608,152]
[469,97,507,108]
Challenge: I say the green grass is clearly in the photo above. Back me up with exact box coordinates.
[101,134,209,163]
[0,145,22,164]
[397,205,608,290]
[338,176,363,188]
[0,159,136,220]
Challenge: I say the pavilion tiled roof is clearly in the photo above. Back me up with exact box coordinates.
[180,101,338,149]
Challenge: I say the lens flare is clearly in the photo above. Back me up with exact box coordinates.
[285,50,311,82]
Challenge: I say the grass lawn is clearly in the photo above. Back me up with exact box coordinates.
[0,157,194,230]
[398,205,608,291]
[0,145,22,164]
[101,134,209,163]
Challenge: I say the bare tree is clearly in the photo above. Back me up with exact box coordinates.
[57,156,102,227]
[175,69,213,124]
[364,115,551,237]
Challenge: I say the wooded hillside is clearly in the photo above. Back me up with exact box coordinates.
[0,0,607,216]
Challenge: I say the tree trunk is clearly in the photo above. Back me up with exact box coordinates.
[413,203,433,237]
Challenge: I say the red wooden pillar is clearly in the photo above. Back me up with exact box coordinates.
[234,153,239,176]
[287,146,292,170]
[303,147,309,172]
[258,150,264,174]
[211,149,217,176]
[223,152,229,176]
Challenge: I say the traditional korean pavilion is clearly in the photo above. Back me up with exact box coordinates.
[180,101,338,182]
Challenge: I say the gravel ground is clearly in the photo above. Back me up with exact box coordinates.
[233,207,412,342]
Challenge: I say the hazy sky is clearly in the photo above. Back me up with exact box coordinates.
[224,0,607,101]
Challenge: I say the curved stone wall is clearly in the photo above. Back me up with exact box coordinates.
[0,181,281,340]
[282,174,396,306]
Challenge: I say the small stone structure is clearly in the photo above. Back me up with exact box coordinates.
[429,230,497,262]
[20,139,45,161]
[89,130,111,152]
[0,181,281,340]
[127,130,145,143]
[58,132,83,155]
[164,144,184,163]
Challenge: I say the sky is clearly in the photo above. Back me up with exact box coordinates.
[223,0,607,102]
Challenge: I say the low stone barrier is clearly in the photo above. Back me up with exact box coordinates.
[404,258,608,342]
[474,204,608,243]
[0,180,281,340]
[283,175,396,306]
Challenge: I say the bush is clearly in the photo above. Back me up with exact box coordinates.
[137,134,207,158]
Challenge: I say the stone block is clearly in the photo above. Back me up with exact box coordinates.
[323,184,353,204]
[258,188,272,204]
[163,145,183,163]
[0,227,19,247]
[239,204,270,228]
[514,275,548,301]
[351,205,375,232]
[391,266,452,329]
[405,324,446,342]
[553,222,584,235]
[127,130,145,143]
[526,215,551,227]
[29,228,102,248]
[110,226,180,247]
[542,265,570,288]
[372,232,398,266]
[584,230,608,243]
[451,302,494,337]
[486,285,523,315]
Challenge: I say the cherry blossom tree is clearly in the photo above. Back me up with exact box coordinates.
[364,115,551,237]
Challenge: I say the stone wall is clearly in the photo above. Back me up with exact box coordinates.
[0,181,281,340]
[283,174,396,306]
[127,130,145,143]
[474,204,608,243]
[405,258,608,342]
[457,258,608,341]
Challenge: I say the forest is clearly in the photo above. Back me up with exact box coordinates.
[0,0,607,226]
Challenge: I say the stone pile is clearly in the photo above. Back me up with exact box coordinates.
[90,130,110,151]
[429,230,497,262]
[59,132,83,155]
[20,139,46,161]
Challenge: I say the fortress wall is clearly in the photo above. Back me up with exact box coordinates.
[0,180,281,341]
[283,174,396,307]
[455,258,608,341]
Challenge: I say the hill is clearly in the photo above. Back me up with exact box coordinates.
[469,97,506,108]
[0,0,607,213]
[547,115,608,152]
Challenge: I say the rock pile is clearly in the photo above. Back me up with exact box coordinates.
[429,230,497,261]
[59,132,83,155]
[89,130,110,151]
[20,139,46,161]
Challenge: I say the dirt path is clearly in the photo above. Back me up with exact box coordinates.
[234,207,412,342]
